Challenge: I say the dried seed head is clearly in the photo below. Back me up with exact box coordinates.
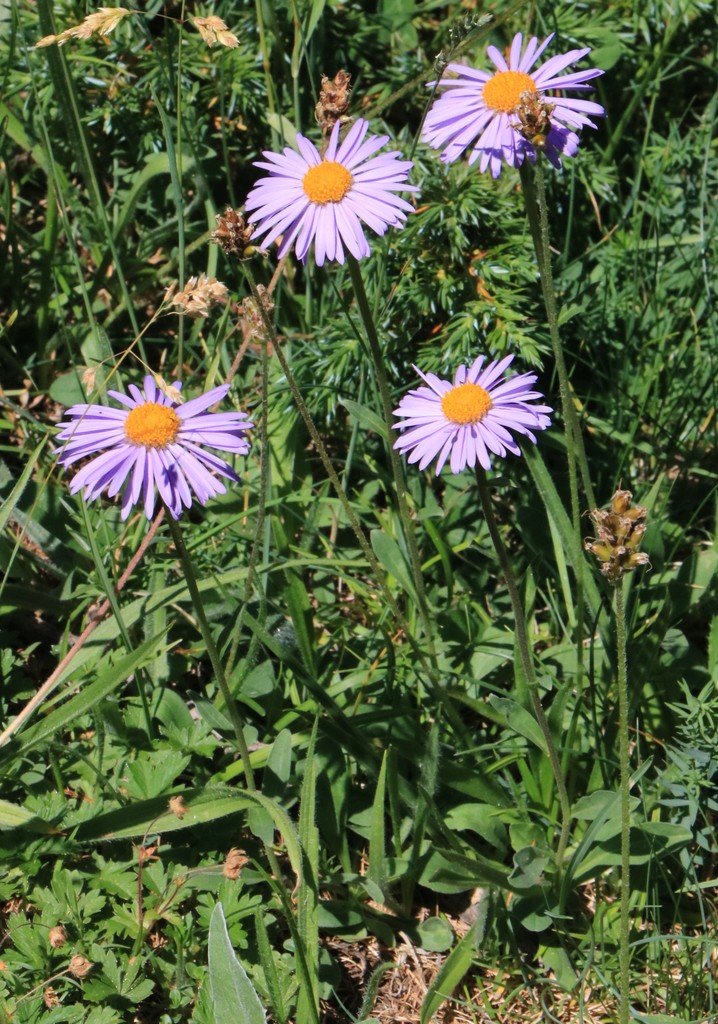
[223,848,249,880]
[44,987,60,1009]
[512,89,554,149]
[192,16,239,49]
[211,208,257,261]
[170,275,229,318]
[585,490,650,584]
[237,286,274,340]
[315,70,352,137]
[68,955,92,978]
[36,7,131,47]
[168,795,187,819]
[48,925,68,949]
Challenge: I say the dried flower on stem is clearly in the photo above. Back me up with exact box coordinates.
[585,489,649,584]
[36,7,131,47]
[168,275,229,318]
[192,16,239,49]
[512,90,555,151]
[223,848,249,880]
[315,70,352,137]
[237,286,275,341]
[211,209,257,261]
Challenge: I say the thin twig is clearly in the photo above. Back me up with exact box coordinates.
[0,511,165,747]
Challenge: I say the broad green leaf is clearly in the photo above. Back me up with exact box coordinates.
[419,894,489,1024]
[368,749,388,893]
[0,798,57,834]
[370,529,416,601]
[208,903,266,1024]
[488,695,549,755]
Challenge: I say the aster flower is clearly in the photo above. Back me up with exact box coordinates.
[422,32,604,176]
[56,376,252,520]
[245,118,417,266]
[393,354,552,475]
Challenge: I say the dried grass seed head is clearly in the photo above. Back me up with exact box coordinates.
[585,489,650,584]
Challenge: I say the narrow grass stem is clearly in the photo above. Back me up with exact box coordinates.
[520,158,592,704]
[615,579,631,1024]
[346,254,433,644]
[165,513,256,791]
[475,468,571,865]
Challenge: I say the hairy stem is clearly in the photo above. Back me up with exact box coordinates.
[346,254,432,645]
[475,468,571,865]
[615,579,631,1024]
[165,514,256,789]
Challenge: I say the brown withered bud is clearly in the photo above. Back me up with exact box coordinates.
[237,286,274,340]
[223,848,249,880]
[211,208,257,261]
[68,955,92,978]
[315,70,352,138]
[512,89,554,149]
[49,925,68,949]
[585,489,650,585]
[168,795,187,819]
[44,987,60,1009]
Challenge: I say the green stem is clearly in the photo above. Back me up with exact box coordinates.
[521,158,592,704]
[615,579,631,1024]
[241,264,465,736]
[165,514,256,791]
[475,469,571,865]
[346,254,433,645]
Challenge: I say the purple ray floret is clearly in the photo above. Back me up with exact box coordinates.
[245,118,418,266]
[393,354,552,475]
[55,375,252,520]
[422,32,604,176]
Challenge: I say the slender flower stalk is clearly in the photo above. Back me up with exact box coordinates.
[165,514,256,790]
[585,488,648,1024]
[615,578,630,1024]
[346,253,432,641]
[240,264,466,736]
[475,469,571,865]
[520,157,593,695]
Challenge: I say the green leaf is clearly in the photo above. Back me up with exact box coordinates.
[296,720,320,1024]
[488,695,549,755]
[208,903,266,1024]
[0,798,57,834]
[368,749,389,893]
[0,435,48,536]
[370,529,416,601]
[419,894,489,1024]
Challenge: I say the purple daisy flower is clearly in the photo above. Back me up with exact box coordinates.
[393,354,552,475]
[56,376,252,520]
[244,118,418,266]
[422,32,604,176]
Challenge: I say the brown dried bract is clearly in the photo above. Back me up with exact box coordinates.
[68,954,92,978]
[49,925,68,949]
[168,795,187,819]
[237,286,274,340]
[211,208,256,261]
[43,986,60,1008]
[316,70,352,138]
[512,89,554,149]
[223,847,249,880]
[585,489,650,584]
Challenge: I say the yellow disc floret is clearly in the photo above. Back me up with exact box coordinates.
[124,402,181,448]
[483,71,537,113]
[441,383,492,425]
[303,161,353,204]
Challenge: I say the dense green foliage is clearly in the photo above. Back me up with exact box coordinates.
[0,0,716,1021]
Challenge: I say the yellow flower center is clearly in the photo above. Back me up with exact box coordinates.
[441,383,493,425]
[302,161,353,204]
[483,71,537,113]
[124,402,181,448]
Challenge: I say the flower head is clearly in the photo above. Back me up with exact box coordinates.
[168,275,229,318]
[245,118,417,266]
[192,15,239,49]
[36,7,131,47]
[393,354,552,475]
[585,490,650,584]
[56,376,252,520]
[422,32,604,176]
